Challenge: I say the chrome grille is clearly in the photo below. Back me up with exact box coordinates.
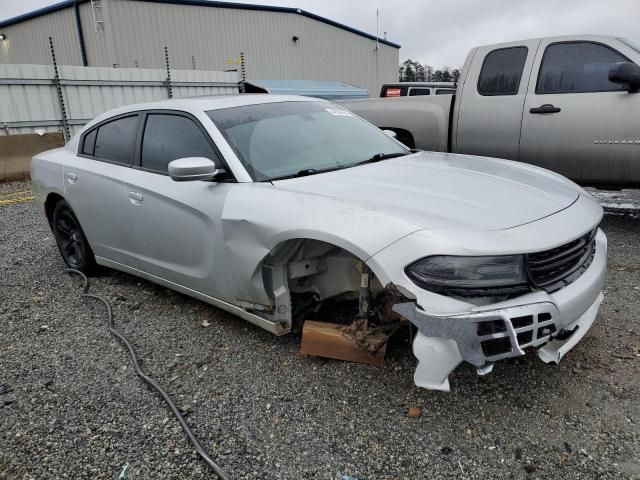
[526,228,597,293]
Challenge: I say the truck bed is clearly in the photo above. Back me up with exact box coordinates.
[339,95,454,152]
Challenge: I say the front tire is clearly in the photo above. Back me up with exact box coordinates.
[52,200,96,274]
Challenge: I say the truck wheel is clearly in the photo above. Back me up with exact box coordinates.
[396,131,415,149]
[52,200,96,274]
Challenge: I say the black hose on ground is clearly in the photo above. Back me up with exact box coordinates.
[65,269,230,480]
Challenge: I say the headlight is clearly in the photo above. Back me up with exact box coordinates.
[405,255,528,294]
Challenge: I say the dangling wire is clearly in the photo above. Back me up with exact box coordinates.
[65,269,230,480]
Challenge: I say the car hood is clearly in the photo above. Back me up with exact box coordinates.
[271,152,580,231]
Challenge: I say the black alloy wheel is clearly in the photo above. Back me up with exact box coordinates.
[52,200,96,273]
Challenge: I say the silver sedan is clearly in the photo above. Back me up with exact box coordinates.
[31,95,607,391]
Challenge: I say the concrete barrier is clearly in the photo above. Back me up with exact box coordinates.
[0,133,65,182]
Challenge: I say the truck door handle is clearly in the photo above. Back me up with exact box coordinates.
[65,172,78,184]
[128,191,143,204]
[530,104,561,114]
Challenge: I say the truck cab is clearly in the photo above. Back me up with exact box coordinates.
[344,35,640,187]
[455,35,640,186]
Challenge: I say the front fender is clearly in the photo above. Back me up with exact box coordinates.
[220,183,419,305]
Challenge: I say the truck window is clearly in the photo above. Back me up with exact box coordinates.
[536,42,629,94]
[382,86,406,97]
[435,89,455,95]
[477,46,528,96]
[408,88,430,96]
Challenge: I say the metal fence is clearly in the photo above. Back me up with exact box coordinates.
[0,63,239,139]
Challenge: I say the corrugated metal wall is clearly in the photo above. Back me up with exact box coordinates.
[0,64,237,137]
[0,0,399,96]
[0,7,82,65]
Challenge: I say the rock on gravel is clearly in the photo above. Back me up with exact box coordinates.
[1,181,639,479]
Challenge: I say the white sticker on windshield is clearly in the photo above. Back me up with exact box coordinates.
[325,108,353,117]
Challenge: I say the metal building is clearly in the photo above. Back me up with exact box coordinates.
[0,0,400,96]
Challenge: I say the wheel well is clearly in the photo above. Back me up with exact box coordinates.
[381,127,415,149]
[44,193,64,226]
[258,238,388,330]
[264,238,379,295]
[259,238,410,353]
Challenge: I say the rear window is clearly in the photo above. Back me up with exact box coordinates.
[93,115,139,163]
[382,86,407,97]
[536,42,629,94]
[436,89,455,95]
[477,46,528,96]
[408,88,430,96]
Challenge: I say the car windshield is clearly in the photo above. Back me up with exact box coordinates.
[619,37,640,54]
[207,101,407,181]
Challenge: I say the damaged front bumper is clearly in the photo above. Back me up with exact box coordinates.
[393,229,607,392]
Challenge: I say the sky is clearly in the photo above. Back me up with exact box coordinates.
[1,0,638,68]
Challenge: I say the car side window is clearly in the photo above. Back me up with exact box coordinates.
[477,46,528,96]
[92,115,139,163]
[141,114,218,173]
[81,128,97,155]
[536,42,629,94]
[409,88,430,96]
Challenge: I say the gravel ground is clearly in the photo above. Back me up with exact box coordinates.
[586,188,640,213]
[1,180,639,480]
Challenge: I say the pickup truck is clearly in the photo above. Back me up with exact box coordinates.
[342,35,640,187]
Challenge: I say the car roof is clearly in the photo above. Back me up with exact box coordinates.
[66,94,330,150]
[108,94,323,115]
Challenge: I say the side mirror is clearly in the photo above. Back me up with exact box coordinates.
[383,129,397,139]
[168,157,225,182]
[609,62,640,93]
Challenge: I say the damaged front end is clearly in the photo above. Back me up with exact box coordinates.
[391,228,608,391]
[227,186,607,392]
[395,292,603,391]
[255,239,412,360]
[255,228,606,392]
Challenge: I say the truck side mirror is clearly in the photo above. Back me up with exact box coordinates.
[609,62,640,93]
[383,129,397,139]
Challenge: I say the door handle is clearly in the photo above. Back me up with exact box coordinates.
[529,104,561,114]
[65,172,78,184]
[128,191,143,204]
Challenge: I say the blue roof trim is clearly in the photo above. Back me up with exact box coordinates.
[295,8,401,49]
[0,0,82,28]
[0,0,401,49]
[141,0,401,48]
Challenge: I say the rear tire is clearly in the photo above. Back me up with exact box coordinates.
[52,200,96,274]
